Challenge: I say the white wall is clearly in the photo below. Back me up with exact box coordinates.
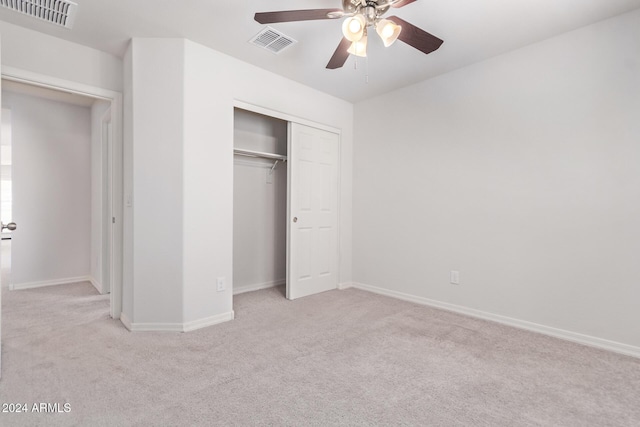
[4,91,92,286]
[181,39,353,325]
[233,109,287,292]
[127,39,184,324]
[122,42,134,320]
[90,100,111,292]
[353,9,640,350]
[0,21,122,92]
[123,37,353,328]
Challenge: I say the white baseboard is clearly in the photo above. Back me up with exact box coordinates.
[233,279,285,295]
[11,275,92,291]
[338,282,355,290]
[119,312,133,331]
[183,311,235,332]
[122,321,184,332]
[344,282,640,359]
[120,311,235,333]
[89,276,104,294]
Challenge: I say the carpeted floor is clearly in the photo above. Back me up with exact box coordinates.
[0,282,639,426]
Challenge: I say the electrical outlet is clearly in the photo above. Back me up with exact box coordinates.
[450,270,460,285]
[216,277,226,292]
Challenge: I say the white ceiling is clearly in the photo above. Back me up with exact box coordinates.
[1,0,639,102]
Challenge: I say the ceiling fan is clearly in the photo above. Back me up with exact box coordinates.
[254,0,444,69]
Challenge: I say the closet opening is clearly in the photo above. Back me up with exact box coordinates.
[233,108,288,298]
[232,103,341,305]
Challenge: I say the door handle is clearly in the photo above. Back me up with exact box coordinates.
[293,217,298,223]
[1,222,16,231]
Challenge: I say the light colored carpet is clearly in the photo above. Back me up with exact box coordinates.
[0,282,639,426]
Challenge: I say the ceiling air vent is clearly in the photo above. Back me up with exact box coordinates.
[250,26,297,54]
[0,0,78,29]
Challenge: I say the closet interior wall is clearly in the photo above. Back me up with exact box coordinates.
[233,108,288,295]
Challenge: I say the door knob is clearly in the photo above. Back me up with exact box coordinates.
[1,222,16,231]
[293,217,298,223]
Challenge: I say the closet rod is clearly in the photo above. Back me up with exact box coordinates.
[234,148,287,162]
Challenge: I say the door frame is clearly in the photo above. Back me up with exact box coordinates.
[231,100,342,302]
[1,66,124,319]
[101,108,113,295]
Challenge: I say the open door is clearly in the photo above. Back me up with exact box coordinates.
[287,122,339,300]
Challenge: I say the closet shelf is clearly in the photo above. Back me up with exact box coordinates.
[234,148,287,162]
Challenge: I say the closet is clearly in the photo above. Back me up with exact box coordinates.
[233,108,288,295]
[233,106,341,301]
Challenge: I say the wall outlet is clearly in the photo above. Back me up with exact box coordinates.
[450,270,460,285]
[216,277,226,292]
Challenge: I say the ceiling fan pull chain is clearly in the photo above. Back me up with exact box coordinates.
[365,56,369,84]
[354,57,358,70]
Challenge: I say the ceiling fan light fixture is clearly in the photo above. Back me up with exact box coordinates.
[254,3,445,71]
[376,19,402,47]
[347,32,368,57]
[342,14,366,42]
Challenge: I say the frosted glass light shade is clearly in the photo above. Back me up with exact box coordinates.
[376,19,402,47]
[342,14,366,42]
[347,33,368,57]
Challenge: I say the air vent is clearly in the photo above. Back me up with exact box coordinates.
[0,0,78,29]
[250,27,297,54]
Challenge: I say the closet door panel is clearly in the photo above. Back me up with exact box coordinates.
[288,123,339,300]
[317,226,332,276]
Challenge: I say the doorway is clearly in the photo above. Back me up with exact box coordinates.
[233,108,288,296]
[232,104,341,305]
[0,72,123,319]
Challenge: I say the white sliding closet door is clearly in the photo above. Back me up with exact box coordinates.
[287,123,339,300]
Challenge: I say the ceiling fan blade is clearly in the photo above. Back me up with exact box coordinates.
[255,9,343,24]
[392,0,419,7]
[326,37,352,69]
[388,16,443,55]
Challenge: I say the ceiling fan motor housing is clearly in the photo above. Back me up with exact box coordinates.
[343,0,390,24]
[364,5,377,25]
